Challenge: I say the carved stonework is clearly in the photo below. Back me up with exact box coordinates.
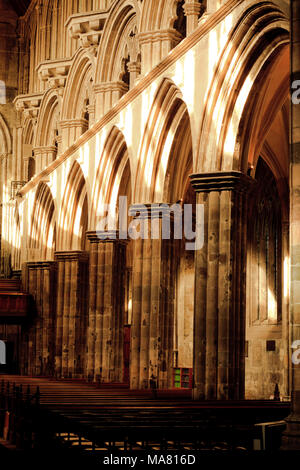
[183,1,203,34]
[37,59,72,92]
[66,11,108,49]
[13,93,43,122]
[138,29,183,49]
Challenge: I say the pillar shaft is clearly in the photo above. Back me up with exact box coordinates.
[54,251,88,378]
[86,238,97,379]
[130,206,176,389]
[86,232,126,383]
[191,172,253,399]
[184,1,202,35]
[21,261,56,376]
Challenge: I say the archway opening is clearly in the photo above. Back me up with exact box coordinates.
[162,104,194,389]
[244,53,289,400]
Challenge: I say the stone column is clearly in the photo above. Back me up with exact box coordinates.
[190,171,253,400]
[60,119,88,152]
[127,61,141,89]
[129,204,176,389]
[21,261,57,376]
[86,232,126,383]
[54,251,88,378]
[34,146,57,174]
[138,30,182,75]
[94,82,129,120]
[87,104,95,126]
[183,1,202,35]
[281,0,300,449]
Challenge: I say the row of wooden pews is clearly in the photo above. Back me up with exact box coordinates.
[0,375,291,453]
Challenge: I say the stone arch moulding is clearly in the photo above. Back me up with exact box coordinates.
[134,77,193,204]
[0,112,12,155]
[90,125,131,230]
[95,0,140,89]
[34,88,61,173]
[140,0,181,31]
[29,182,56,261]
[197,1,289,174]
[96,0,140,81]
[61,48,95,122]
[23,118,34,146]
[34,88,60,148]
[57,160,89,251]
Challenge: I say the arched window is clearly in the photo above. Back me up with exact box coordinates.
[248,158,282,324]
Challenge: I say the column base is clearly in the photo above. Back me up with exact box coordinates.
[281,415,300,450]
[281,391,300,450]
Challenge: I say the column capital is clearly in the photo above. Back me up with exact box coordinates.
[54,250,89,262]
[183,2,202,17]
[86,230,128,243]
[26,261,57,269]
[138,29,182,46]
[93,81,129,95]
[189,171,255,193]
[127,61,141,74]
[129,203,175,219]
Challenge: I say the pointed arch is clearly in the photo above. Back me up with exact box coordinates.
[35,89,60,148]
[24,118,34,146]
[91,126,131,229]
[0,113,12,156]
[61,48,94,122]
[29,182,56,261]
[23,118,35,180]
[140,0,181,31]
[134,78,193,203]
[95,0,140,84]
[197,2,289,174]
[57,161,88,251]
[162,109,193,204]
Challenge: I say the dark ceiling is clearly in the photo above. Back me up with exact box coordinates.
[9,0,31,17]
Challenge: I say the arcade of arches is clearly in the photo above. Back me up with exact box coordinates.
[0,0,299,445]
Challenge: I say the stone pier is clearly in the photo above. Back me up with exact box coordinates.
[54,251,88,378]
[190,172,254,400]
[129,205,177,389]
[86,232,126,383]
[21,261,56,376]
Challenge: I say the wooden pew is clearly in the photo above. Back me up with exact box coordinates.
[0,374,291,452]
